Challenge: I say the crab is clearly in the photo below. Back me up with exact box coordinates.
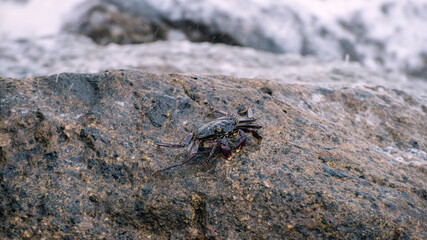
[153,108,262,174]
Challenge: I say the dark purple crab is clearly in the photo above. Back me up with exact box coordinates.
[153,108,262,174]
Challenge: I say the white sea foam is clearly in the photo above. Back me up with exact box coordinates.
[383,146,427,167]
[0,0,84,39]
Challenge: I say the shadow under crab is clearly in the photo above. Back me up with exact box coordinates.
[153,108,262,175]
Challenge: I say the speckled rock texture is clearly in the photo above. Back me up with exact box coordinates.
[0,70,426,239]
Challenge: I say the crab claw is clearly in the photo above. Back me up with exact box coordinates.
[236,141,245,152]
[218,139,232,160]
[250,129,263,141]
[220,145,232,160]
[236,144,245,152]
[236,130,247,152]
[222,150,232,160]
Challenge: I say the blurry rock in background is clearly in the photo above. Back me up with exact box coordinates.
[63,0,242,46]
[62,0,168,45]
[0,0,426,85]
[59,0,427,82]
[2,34,426,98]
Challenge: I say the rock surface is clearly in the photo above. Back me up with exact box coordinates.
[62,0,427,81]
[1,34,426,100]
[62,0,168,45]
[63,0,239,47]
[0,70,426,239]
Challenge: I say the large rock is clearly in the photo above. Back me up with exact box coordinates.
[1,34,426,99]
[62,0,168,45]
[0,70,426,239]
[62,0,427,81]
[63,0,241,46]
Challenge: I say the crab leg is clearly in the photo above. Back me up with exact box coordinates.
[218,138,232,160]
[214,115,236,121]
[202,141,218,169]
[241,128,263,140]
[250,129,263,140]
[156,133,193,148]
[236,130,247,152]
[247,108,254,118]
[237,117,256,123]
[153,140,199,175]
[209,109,229,116]
[182,140,199,163]
[236,123,262,129]
[237,108,257,123]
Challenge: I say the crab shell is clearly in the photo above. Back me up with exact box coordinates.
[195,119,237,139]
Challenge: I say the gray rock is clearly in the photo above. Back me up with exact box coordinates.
[61,0,427,81]
[1,34,426,99]
[63,0,241,47]
[62,0,168,45]
[0,70,425,239]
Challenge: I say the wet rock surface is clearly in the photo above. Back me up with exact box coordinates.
[0,70,426,239]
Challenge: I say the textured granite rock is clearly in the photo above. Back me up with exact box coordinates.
[0,70,426,239]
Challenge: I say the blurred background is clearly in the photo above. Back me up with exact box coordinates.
[0,0,426,95]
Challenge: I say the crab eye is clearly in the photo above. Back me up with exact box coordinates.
[216,127,222,133]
